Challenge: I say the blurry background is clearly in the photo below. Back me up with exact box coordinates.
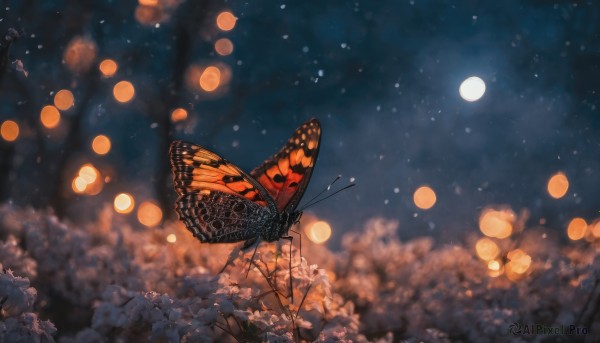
[0,0,598,247]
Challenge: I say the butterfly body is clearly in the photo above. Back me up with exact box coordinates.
[175,192,300,244]
[170,119,320,248]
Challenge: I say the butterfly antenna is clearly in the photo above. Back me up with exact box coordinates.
[300,183,356,211]
[300,175,342,211]
[299,175,342,211]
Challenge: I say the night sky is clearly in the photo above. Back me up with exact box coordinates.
[1,1,598,246]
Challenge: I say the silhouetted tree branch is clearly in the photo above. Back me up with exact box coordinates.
[0,28,20,81]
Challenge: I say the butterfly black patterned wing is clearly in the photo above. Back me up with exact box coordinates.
[170,141,277,243]
[250,118,321,213]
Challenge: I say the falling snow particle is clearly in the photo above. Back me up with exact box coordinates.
[393,187,400,194]
[233,125,239,131]
[150,123,158,129]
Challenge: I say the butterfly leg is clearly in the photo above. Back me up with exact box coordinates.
[280,235,294,303]
[274,241,280,284]
[290,228,302,262]
[244,237,261,278]
[241,237,257,250]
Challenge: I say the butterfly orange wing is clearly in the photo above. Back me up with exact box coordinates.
[170,140,273,207]
[250,118,321,212]
[170,141,278,242]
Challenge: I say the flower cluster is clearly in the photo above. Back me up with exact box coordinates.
[0,268,56,341]
[0,205,364,342]
[0,205,598,342]
[335,218,600,342]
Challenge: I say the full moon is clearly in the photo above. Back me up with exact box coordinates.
[459,76,486,102]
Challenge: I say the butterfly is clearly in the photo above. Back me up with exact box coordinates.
[169,118,321,252]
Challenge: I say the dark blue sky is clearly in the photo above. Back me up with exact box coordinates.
[1,1,598,245]
[213,1,600,243]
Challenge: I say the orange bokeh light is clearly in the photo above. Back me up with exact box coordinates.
[505,249,532,281]
[487,259,504,277]
[305,221,332,244]
[113,81,135,103]
[72,177,87,194]
[92,135,111,155]
[137,201,163,227]
[506,249,531,273]
[567,217,587,241]
[135,4,165,25]
[73,164,103,195]
[84,179,103,195]
[1,120,19,142]
[479,209,514,239]
[591,220,600,239]
[199,66,221,92]
[216,11,237,31]
[475,237,500,261]
[214,38,234,56]
[99,59,118,77]
[413,186,436,210]
[63,36,97,74]
[54,89,74,111]
[170,108,188,122]
[166,234,177,243]
[138,0,158,5]
[114,193,135,214]
[40,105,61,129]
[78,164,99,184]
[547,172,569,199]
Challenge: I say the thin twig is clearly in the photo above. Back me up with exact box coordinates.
[577,275,600,330]
[251,259,299,341]
[294,283,313,321]
[214,320,240,343]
